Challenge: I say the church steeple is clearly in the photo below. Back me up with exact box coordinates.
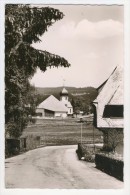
[61,87,68,95]
[60,87,68,101]
[60,87,73,116]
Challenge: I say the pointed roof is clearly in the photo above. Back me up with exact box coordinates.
[37,95,68,112]
[65,101,73,108]
[96,67,117,93]
[93,65,123,128]
[60,87,68,95]
[94,65,123,105]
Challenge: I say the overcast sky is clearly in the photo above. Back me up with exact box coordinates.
[30,5,124,88]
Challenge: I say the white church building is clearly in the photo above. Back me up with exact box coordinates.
[36,88,73,118]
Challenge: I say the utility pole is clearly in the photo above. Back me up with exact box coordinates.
[93,125,95,151]
[81,119,83,144]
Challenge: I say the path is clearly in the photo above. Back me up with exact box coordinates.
[5,145,123,189]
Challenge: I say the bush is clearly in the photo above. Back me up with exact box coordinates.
[77,143,86,159]
[77,143,96,162]
[101,146,113,152]
[30,118,36,124]
[84,151,95,162]
[95,153,123,181]
[5,139,20,158]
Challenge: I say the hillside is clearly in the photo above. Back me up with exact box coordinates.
[36,86,96,96]
[35,86,98,114]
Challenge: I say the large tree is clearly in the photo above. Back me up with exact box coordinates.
[5,4,70,138]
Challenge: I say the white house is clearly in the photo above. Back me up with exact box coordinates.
[93,65,123,154]
[36,87,73,118]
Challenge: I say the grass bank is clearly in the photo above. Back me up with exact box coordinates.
[21,118,103,146]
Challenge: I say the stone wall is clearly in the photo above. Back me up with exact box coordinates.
[20,135,41,151]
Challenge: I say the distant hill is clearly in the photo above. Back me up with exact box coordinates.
[35,86,98,114]
[36,86,96,96]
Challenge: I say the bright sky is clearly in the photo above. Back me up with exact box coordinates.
[30,5,124,88]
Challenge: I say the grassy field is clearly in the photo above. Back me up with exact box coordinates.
[22,118,103,146]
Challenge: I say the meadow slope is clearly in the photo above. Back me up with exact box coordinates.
[22,118,103,146]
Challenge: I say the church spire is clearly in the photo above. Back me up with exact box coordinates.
[63,79,65,88]
[60,87,68,95]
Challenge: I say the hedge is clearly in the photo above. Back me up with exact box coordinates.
[76,143,91,159]
[5,139,20,158]
[95,153,123,181]
[76,143,100,162]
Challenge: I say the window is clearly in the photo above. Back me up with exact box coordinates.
[103,105,123,118]
[36,113,42,117]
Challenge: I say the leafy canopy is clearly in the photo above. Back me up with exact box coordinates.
[5,4,70,138]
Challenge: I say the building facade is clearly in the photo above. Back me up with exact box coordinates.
[93,65,123,155]
[36,95,68,118]
[35,88,73,118]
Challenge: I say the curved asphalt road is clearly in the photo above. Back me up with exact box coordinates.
[5,145,123,189]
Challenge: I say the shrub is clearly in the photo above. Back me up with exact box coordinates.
[30,118,36,124]
[77,143,96,162]
[5,139,20,158]
[76,143,84,160]
[84,151,95,162]
[101,146,113,152]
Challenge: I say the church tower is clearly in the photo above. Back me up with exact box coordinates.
[60,88,69,103]
[60,88,73,116]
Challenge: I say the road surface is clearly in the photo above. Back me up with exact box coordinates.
[5,145,123,189]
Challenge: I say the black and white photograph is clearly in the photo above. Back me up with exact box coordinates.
[0,0,130,194]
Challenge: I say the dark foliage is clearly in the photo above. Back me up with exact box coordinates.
[95,153,123,181]
[5,4,70,138]
[5,139,20,157]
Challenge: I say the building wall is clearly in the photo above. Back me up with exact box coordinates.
[36,108,67,118]
[68,107,73,115]
[44,109,54,117]
[60,95,68,102]
[55,112,67,118]
[36,108,45,117]
[60,94,73,115]
[61,100,73,115]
